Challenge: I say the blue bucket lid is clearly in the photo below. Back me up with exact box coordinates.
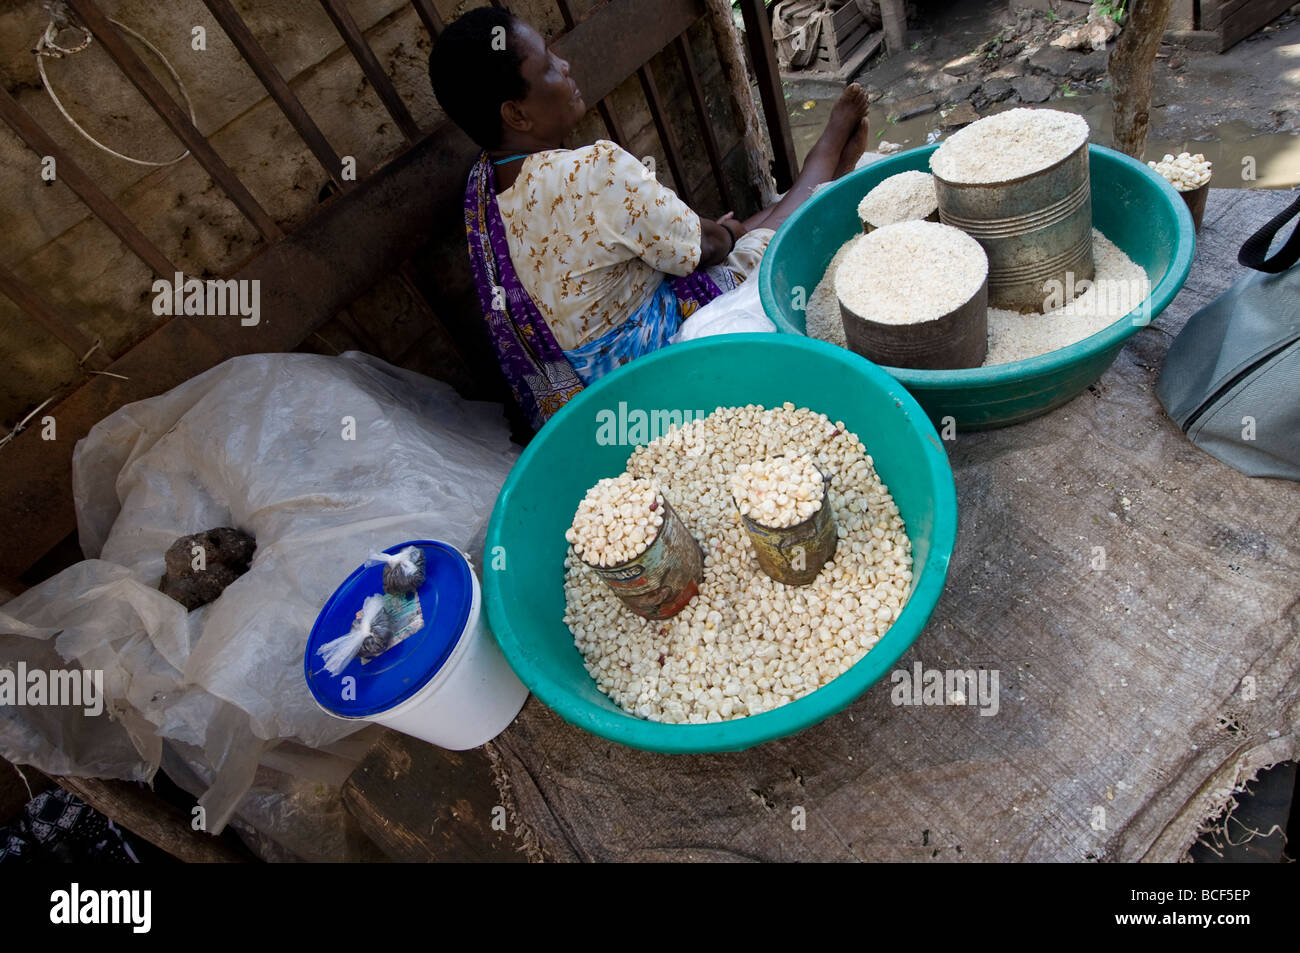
[304,540,473,718]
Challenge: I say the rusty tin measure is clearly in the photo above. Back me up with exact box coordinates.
[585,495,703,620]
[840,274,988,369]
[737,464,838,586]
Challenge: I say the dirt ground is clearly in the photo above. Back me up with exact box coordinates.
[785,0,1300,189]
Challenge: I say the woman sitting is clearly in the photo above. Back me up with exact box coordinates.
[430,7,869,430]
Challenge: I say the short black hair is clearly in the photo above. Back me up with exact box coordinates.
[429,7,529,149]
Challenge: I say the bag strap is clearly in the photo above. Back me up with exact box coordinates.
[1238,192,1300,274]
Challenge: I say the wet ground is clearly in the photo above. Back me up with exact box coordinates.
[785,0,1300,189]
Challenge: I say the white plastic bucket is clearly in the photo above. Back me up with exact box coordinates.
[306,542,528,750]
[364,569,528,749]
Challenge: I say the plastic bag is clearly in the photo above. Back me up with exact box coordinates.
[316,594,395,675]
[0,352,520,839]
[366,546,426,594]
[671,277,776,343]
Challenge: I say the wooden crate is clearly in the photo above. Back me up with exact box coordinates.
[787,3,885,81]
[1199,0,1295,50]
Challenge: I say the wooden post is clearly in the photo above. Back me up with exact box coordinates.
[880,0,907,54]
[736,0,799,192]
[1109,0,1174,159]
[703,0,778,206]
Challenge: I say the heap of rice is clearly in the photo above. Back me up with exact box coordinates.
[856,171,938,229]
[807,228,1149,365]
[834,221,987,326]
[930,108,1089,184]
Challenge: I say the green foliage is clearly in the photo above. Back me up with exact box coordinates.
[1095,0,1128,21]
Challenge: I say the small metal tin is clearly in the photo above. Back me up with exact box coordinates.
[934,139,1094,313]
[736,465,837,586]
[585,496,703,620]
[1179,180,1209,232]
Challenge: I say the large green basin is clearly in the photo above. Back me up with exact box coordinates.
[485,334,957,753]
[759,144,1196,429]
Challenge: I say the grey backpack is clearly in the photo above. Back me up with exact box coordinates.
[1157,195,1300,481]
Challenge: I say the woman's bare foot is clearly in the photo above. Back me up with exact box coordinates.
[833,117,871,179]
[824,83,870,145]
[738,84,871,232]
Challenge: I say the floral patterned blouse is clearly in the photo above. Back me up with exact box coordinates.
[497,139,702,350]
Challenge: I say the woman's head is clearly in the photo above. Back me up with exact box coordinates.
[429,8,586,151]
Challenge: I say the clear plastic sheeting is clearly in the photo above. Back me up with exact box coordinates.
[1,353,519,848]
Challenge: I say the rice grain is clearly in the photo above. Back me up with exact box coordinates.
[834,221,987,326]
[857,171,938,229]
[930,108,1088,184]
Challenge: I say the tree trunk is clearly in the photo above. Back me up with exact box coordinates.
[1109,0,1174,158]
[880,0,907,54]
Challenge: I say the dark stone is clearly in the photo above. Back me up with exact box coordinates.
[942,53,982,76]
[980,77,1014,102]
[925,70,963,92]
[1028,46,1073,77]
[941,80,982,105]
[1012,75,1055,103]
[1000,40,1025,58]
[1070,49,1110,80]
[888,93,938,122]
[940,102,980,128]
[159,527,256,611]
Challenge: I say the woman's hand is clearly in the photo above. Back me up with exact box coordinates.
[716,212,748,241]
[699,212,748,267]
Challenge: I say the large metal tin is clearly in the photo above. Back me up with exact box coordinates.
[840,275,988,369]
[933,140,1094,313]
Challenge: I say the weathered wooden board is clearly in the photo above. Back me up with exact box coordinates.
[0,0,713,592]
[346,188,1299,862]
[1218,0,1295,49]
[341,731,528,862]
[56,776,253,863]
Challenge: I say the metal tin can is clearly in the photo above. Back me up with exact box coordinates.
[585,496,703,620]
[737,467,838,586]
[841,275,988,369]
[933,140,1094,313]
[1179,179,1209,232]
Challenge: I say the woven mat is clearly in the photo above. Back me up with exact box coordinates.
[487,187,1300,862]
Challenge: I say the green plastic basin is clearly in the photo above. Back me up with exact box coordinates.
[759,144,1196,429]
[485,334,957,753]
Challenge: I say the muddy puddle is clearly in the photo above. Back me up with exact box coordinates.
[791,92,1300,189]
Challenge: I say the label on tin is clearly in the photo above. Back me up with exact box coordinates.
[743,503,837,586]
[589,498,703,620]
